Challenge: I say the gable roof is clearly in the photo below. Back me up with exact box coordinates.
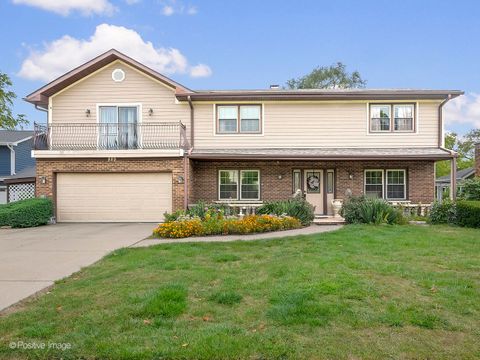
[24,49,191,107]
[436,167,476,183]
[24,48,464,107]
[0,130,34,145]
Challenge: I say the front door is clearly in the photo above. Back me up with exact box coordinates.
[304,169,323,214]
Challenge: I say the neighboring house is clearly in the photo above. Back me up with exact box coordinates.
[0,130,36,204]
[25,49,463,222]
[476,143,480,177]
[435,167,475,201]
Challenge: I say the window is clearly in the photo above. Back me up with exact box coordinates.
[365,170,384,198]
[370,105,391,132]
[292,170,301,193]
[217,106,238,133]
[218,170,260,200]
[365,169,407,200]
[327,170,334,194]
[217,105,261,134]
[219,170,238,200]
[369,104,415,133]
[98,105,138,149]
[241,170,260,200]
[386,170,406,200]
[394,104,414,131]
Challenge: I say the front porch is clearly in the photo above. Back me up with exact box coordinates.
[188,158,437,216]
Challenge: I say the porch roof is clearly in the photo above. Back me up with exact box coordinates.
[189,147,454,160]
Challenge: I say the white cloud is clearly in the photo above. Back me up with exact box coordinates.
[190,64,212,78]
[160,1,197,16]
[444,93,480,130]
[19,24,212,81]
[162,5,174,16]
[12,0,116,16]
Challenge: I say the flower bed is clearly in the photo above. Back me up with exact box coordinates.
[153,213,302,239]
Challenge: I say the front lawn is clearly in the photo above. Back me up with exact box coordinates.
[1,225,479,359]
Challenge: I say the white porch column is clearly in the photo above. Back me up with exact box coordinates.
[450,157,457,201]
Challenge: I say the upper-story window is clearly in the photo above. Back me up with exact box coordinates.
[216,105,262,134]
[369,104,415,133]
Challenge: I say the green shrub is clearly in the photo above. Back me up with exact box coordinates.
[459,178,480,200]
[455,200,480,228]
[0,198,53,228]
[340,196,404,225]
[428,201,457,224]
[257,199,315,226]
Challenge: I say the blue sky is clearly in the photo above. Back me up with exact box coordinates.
[1,0,479,134]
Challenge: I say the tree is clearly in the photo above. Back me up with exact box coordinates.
[436,130,480,177]
[0,72,28,129]
[286,62,367,89]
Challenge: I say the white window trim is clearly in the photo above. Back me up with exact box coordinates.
[218,169,261,201]
[218,169,239,201]
[240,169,261,201]
[385,169,407,200]
[364,169,385,199]
[96,103,142,148]
[213,104,265,136]
[366,102,419,135]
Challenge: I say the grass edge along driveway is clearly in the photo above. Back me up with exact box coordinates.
[0,224,479,359]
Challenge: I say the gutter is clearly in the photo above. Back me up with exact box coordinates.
[438,94,452,148]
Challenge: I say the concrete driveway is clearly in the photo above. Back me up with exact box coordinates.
[0,223,154,311]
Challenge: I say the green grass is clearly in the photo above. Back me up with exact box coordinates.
[1,225,479,359]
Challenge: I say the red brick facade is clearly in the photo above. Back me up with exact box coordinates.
[191,159,436,204]
[36,157,436,219]
[36,157,186,211]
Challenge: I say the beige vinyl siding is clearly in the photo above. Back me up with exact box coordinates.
[194,101,441,149]
[56,173,172,222]
[51,61,191,141]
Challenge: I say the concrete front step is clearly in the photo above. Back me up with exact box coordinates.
[313,217,346,225]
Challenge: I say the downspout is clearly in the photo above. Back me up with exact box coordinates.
[438,94,456,201]
[6,145,15,175]
[184,95,195,210]
[438,94,452,148]
[187,95,194,149]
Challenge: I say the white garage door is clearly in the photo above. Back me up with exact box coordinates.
[56,173,172,222]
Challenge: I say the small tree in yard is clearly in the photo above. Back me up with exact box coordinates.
[0,72,28,129]
[286,62,367,89]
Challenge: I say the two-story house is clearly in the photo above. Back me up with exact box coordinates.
[0,130,36,204]
[25,49,463,222]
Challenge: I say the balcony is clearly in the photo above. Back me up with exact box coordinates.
[33,122,189,151]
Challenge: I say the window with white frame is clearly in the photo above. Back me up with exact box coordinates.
[218,170,260,200]
[386,170,406,200]
[98,105,138,149]
[365,170,384,198]
[217,105,261,134]
[370,104,415,133]
[364,169,407,200]
[240,170,260,200]
[394,104,414,131]
[219,170,238,200]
